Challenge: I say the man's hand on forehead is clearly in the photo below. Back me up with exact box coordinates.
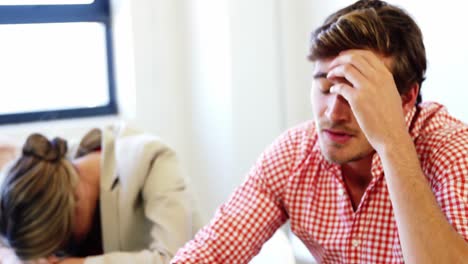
[324,49,409,153]
[327,49,392,85]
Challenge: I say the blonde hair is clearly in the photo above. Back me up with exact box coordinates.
[309,0,426,104]
[0,134,77,260]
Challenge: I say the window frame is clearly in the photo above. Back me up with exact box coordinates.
[0,0,118,125]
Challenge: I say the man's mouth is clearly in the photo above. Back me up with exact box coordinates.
[322,129,353,144]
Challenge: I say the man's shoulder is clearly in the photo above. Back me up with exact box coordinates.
[414,102,467,142]
[414,102,468,180]
[417,123,468,163]
[276,121,318,152]
[284,121,317,141]
[262,121,320,166]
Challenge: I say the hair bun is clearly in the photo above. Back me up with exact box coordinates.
[22,134,68,162]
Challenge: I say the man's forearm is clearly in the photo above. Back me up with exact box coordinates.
[380,136,468,264]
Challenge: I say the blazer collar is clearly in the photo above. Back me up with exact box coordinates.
[100,126,119,191]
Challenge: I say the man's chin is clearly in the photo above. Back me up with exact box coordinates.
[325,152,378,167]
[322,153,349,164]
[320,147,371,165]
[319,142,349,164]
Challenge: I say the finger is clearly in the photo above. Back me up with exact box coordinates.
[327,64,368,89]
[330,83,356,104]
[329,50,377,79]
[339,49,390,73]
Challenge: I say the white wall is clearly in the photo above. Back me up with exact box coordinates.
[185,0,235,219]
[184,0,296,217]
[393,0,468,122]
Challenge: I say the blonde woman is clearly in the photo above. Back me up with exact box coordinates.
[0,123,200,264]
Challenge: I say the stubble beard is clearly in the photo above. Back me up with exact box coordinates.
[318,135,373,165]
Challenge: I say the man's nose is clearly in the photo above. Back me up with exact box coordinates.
[324,94,350,122]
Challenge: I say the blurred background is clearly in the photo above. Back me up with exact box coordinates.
[0,1,467,263]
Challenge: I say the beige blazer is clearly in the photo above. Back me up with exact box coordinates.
[84,123,201,264]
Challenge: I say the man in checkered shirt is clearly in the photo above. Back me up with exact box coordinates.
[172,0,468,263]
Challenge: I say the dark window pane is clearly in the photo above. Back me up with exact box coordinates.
[0,0,94,5]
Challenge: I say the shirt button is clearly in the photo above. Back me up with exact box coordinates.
[352,239,360,248]
[337,189,345,196]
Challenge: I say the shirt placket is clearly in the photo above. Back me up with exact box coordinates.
[350,154,384,263]
[332,166,361,263]
[348,211,366,263]
[336,155,385,264]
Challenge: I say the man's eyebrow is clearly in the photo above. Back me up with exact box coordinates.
[313,72,327,79]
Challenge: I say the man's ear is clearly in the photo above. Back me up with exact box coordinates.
[401,83,419,113]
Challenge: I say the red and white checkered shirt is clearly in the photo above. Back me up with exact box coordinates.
[172,102,468,264]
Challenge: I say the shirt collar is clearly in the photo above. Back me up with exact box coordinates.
[405,105,419,139]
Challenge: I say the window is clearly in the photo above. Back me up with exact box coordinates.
[0,0,117,125]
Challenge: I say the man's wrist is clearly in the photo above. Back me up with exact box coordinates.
[376,132,415,161]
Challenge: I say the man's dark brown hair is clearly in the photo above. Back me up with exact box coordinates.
[309,0,426,104]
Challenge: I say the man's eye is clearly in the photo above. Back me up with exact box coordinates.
[318,80,331,94]
[320,88,330,94]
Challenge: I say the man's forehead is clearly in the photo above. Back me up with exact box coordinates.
[313,58,335,72]
[312,51,394,73]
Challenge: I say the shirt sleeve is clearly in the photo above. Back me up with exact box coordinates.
[432,131,468,242]
[85,145,199,264]
[171,129,300,264]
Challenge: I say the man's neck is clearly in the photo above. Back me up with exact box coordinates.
[341,154,374,210]
[341,155,373,184]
